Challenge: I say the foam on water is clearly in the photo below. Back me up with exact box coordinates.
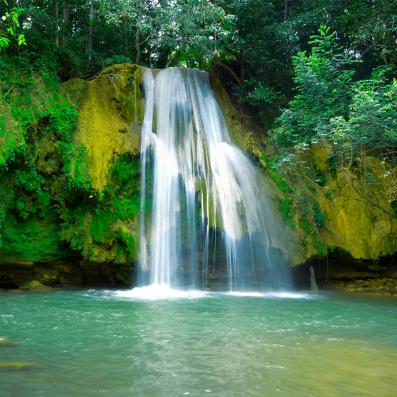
[113,285,211,300]
[91,288,315,301]
[220,291,314,299]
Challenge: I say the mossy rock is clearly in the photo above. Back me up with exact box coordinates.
[70,63,144,191]
[310,143,333,173]
[1,63,142,270]
[0,95,23,167]
[317,159,397,260]
[62,78,88,107]
[259,140,397,264]
[331,278,397,296]
[0,214,65,263]
[211,75,259,154]
[20,280,53,291]
[0,362,36,371]
[0,337,16,347]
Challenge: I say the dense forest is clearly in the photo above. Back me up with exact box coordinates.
[2,0,397,162]
[1,0,397,290]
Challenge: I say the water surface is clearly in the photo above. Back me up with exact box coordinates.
[1,290,396,396]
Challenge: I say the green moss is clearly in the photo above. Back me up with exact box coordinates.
[392,200,397,216]
[61,78,88,108]
[1,213,64,262]
[280,197,295,229]
[20,280,53,291]
[259,151,297,228]
[116,226,137,261]
[0,67,77,263]
[62,143,91,189]
[74,64,144,190]
[60,154,141,264]
[0,98,24,167]
[0,62,145,267]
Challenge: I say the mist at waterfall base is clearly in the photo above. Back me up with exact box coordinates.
[135,67,291,295]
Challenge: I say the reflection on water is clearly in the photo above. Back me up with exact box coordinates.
[1,290,396,397]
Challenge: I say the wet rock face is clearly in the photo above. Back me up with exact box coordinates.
[312,146,397,260]
[331,278,397,296]
[0,261,136,290]
[292,250,397,294]
[65,64,144,191]
[260,142,397,268]
[20,280,53,291]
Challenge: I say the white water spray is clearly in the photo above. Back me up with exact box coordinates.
[139,67,290,291]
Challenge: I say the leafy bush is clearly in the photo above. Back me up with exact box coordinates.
[104,55,132,67]
[0,2,25,50]
[329,67,397,152]
[272,25,356,150]
[272,25,397,165]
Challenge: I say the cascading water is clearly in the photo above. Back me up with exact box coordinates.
[139,67,291,292]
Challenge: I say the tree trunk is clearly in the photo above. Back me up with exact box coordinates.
[55,0,59,46]
[283,0,288,21]
[62,0,70,46]
[217,62,242,85]
[123,16,130,58]
[87,0,95,62]
[135,28,141,65]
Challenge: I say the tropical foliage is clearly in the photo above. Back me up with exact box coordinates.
[0,0,25,50]
[272,25,397,164]
[0,0,396,161]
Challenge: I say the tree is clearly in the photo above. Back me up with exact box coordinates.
[98,0,158,64]
[87,0,95,63]
[155,0,236,69]
[98,0,235,69]
[330,67,397,152]
[0,0,26,50]
[272,24,357,149]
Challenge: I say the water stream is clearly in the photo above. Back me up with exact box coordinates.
[139,68,290,291]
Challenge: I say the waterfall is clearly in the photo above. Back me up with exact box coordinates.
[139,67,291,291]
